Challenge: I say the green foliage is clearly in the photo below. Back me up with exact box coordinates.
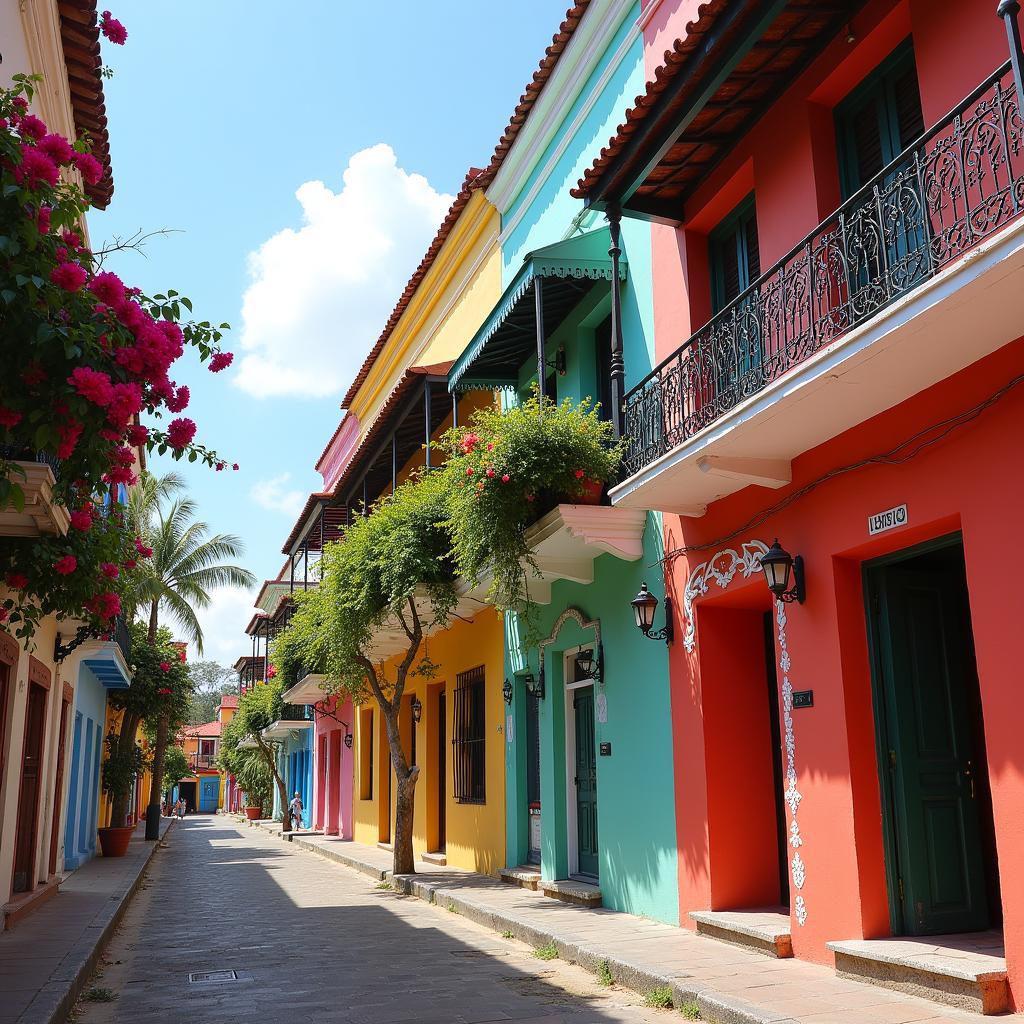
[108,622,192,730]
[161,745,190,790]
[643,987,674,1009]
[273,471,457,697]
[679,1001,702,1020]
[101,731,148,801]
[233,749,272,815]
[533,940,559,961]
[83,987,117,1003]
[440,390,624,609]
[597,960,614,987]
[375,880,393,890]
[232,678,284,737]
[500,930,515,940]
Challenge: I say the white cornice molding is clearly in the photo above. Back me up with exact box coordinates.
[488,0,640,224]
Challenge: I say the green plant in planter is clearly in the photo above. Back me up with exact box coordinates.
[100,733,148,825]
[441,390,624,610]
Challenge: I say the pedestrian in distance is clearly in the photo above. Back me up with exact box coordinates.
[289,791,303,831]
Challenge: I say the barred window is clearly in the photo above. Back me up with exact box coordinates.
[453,666,486,804]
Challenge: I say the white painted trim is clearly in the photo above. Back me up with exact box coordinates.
[490,0,641,242]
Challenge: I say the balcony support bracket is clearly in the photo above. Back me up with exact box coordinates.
[696,456,792,489]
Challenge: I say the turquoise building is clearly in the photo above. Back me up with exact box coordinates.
[265,709,313,828]
[448,0,677,923]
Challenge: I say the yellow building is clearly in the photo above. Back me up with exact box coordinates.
[280,169,507,873]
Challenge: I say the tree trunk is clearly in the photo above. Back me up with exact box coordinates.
[254,733,290,833]
[144,712,169,840]
[108,710,141,827]
[379,683,418,876]
[147,599,159,645]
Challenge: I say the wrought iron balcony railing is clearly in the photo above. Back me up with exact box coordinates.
[622,63,1024,479]
[189,753,216,770]
[279,702,313,722]
[112,614,131,664]
[0,444,61,480]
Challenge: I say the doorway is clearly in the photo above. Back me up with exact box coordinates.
[865,537,1000,936]
[565,651,598,880]
[198,775,219,812]
[178,780,197,813]
[526,692,541,865]
[13,682,47,893]
[436,689,446,852]
[48,694,71,875]
[762,612,789,908]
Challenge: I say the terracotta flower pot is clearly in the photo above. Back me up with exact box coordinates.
[97,825,134,858]
[244,806,262,821]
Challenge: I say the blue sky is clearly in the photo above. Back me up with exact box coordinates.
[90,2,563,663]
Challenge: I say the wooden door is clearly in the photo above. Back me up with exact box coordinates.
[13,683,47,893]
[437,690,446,850]
[48,696,70,875]
[573,688,598,878]
[526,692,541,865]
[869,557,990,934]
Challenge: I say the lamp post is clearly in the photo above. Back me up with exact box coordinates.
[630,582,674,644]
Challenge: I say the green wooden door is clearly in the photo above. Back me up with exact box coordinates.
[870,561,990,935]
[573,689,599,877]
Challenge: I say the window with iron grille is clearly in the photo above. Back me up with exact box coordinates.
[452,666,485,804]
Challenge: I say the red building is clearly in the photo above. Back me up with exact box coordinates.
[577,0,1024,1013]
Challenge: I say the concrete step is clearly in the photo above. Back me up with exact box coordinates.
[540,877,602,908]
[689,909,793,958]
[828,932,1008,1015]
[500,865,541,891]
[421,851,447,866]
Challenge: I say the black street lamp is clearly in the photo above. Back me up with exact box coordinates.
[502,678,513,705]
[760,539,806,604]
[410,695,423,723]
[630,583,674,644]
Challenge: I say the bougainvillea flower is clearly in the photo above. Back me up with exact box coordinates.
[157,687,172,695]
[166,417,196,450]
[5,572,29,590]
[208,351,233,372]
[501,474,510,483]
[72,151,103,185]
[215,462,224,471]
[159,661,171,672]
[106,382,144,426]
[178,649,187,662]
[50,261,88,292]
[88,270,126,306]
[574,468,585,479]
[126,423,149,447]
[70,508,93,531]
[56,420,84,459]
[53,555,77,575]
[15,146,59,187]
[98,592,122,619]
[22,362,46,388]
[68,366,114,406]
[38,133,75,164]
[123,558,137,570]
[134,537,153,558]
[232,463,239,471]
[100,10,128,44]
[100,562,119,579]
[18,114,47,140]
[0,407,23,428]
[166,385,190,413]
[37,205,51,233]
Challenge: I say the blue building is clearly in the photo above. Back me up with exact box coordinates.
[264,708,313,828]
[63,627,132,870]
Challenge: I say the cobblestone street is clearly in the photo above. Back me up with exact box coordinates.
[72,818,668,1024]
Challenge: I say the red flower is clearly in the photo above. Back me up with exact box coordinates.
[267,666,277,679]
[0,407,22,428]
[100,10,128,44]
[70,508,93,531]
[73,151,103,186]
[232,464,239,471]
[53,555,77,575]
[126,424,149,447]
[22,363,46,388]
[89,271,126,307]
[37,133,74,164]
[18,114,47,140]
[96,592,121,619]
[215,462,225,471]
[50,262,88,292]
[123,558,137,570]
[485,468,495,478]
[166,417,196,450]
[157,687,172,696]
[166,385,190,413]
[0,608,8,623]
[5,572,29,590]
[37,205,52,233]
[460,432,480,453]
[178,649,187,662]
[134,537,153,558]
[100,562,119,579]
[465,466,474,476]
[501,474,510,483]
[159,661,171,672]
[208,351,233,372]
[14,145,59,188]
[574,469,585,479]
[56,420,83,459]
[526,493,535,503]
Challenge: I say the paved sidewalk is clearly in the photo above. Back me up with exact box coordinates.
[252,819,999,1024]
[0,817,173,1024]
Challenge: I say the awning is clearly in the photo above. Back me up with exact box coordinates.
[82,640,132,689]
[448,229,626,392]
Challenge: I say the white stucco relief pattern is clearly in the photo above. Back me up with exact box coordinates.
[777,599,807,926]
[681,541,769,651]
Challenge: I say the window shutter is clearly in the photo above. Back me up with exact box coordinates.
[453,666,486,803]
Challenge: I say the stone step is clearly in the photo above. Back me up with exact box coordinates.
[500,865,541,891]
[420,851,447,866]
[689,909,793,958]
[540,878,602,908]
[827,933,1009,1015]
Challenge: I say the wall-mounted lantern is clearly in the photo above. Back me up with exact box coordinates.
[502,678,513,705]
[344,731,353,749]
[410,695,423,723]
[516,668,544,701]
[760,539,805,604]
[573,645,603,682]
[630,582,674,644]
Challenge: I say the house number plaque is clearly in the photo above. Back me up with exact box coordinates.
[792,690,814,709]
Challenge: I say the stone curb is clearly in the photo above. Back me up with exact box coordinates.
[19,818,175,1024]
[275,832,800,1024]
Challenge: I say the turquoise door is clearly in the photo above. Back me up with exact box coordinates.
[198,776,219,812]
[573,689,599,878]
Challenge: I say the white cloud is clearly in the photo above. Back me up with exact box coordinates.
[187,584,259,665]
[249,472,305,518]
[233,143,454,398]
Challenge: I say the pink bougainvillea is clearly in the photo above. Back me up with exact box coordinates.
[166,417,196,449]
[53,555,77,575]
[208,351,233,372]
[100,10,128,45]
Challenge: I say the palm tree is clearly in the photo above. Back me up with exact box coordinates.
[125,471,256,839]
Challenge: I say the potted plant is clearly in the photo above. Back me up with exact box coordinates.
[442,390,624,610]
[99,736,148,856]
[234,746,272,822]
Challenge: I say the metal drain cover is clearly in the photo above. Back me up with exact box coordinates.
[188,970,238,984]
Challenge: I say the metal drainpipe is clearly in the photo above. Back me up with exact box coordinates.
[607,203,625,439]
[534,276,546,403]
[998,1,1024,104]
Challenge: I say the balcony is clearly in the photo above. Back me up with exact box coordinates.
[0,447,68,537]
[614,65,1024,515]
[282,666,328,705]
[189,753,217,771]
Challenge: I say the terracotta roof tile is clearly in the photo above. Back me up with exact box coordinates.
[182,720,221,738]
[219,694,239,709]
[57,1,114,208]
[572,1,731,201]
